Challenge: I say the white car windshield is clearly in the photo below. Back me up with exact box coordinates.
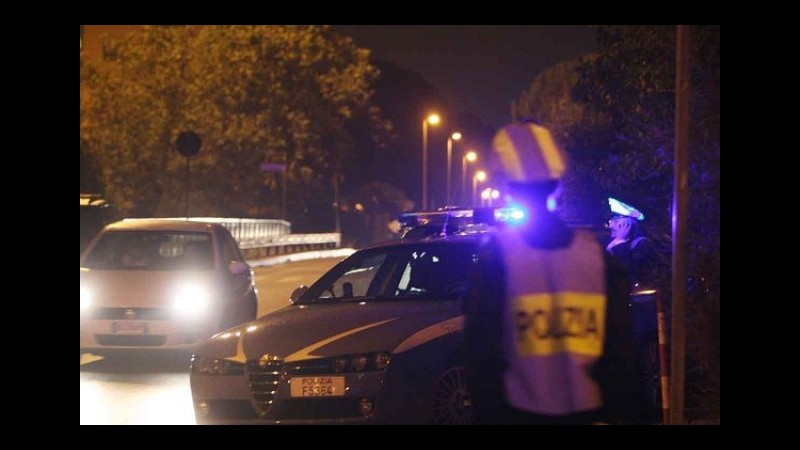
[82,231,214,271]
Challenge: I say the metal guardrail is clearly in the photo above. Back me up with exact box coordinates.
[155,217,339,257]
[175,217,292,242]
[237,233,341,260]
[237,232,342,250]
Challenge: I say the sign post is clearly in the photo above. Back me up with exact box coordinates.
[176,131,202,218]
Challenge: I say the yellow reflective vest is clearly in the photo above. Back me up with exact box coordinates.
[496,228,607,415]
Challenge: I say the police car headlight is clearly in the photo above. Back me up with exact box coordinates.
[327,352,390,372]
[351,355,368,372]
[173,285,209,315]
[191,355,243,376]
[193,355,212,374]
[331,357,348,373]
[374,352,390,370]
[80,287,92,310]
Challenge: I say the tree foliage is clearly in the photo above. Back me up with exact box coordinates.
[579,25,719,417]
[336,181,413,247]
[515,25,719,418]
[80,25,391,222]
[513,55,599,145]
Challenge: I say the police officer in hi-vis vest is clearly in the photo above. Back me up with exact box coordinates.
[464,121,643,425]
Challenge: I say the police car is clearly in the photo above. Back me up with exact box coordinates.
[188,207,661,424]
[187,208,527,424]
[80,219,258,351]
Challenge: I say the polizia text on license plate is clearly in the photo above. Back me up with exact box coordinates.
[290,376,346,397]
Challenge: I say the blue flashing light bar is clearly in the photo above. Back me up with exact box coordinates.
[608,197,645,221]
[399,206,527,233]
[493,207,526,224]
[398,209,474,230]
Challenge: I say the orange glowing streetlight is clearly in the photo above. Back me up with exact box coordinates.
[446,131,462,206]
[462,150,477,206]
[480,187,501,206]
[422,114,441,209]
[480,187,492,206]
[473,170,487,207]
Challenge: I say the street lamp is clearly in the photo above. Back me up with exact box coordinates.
[446,132,462,207]
[481,187,500,207]
[462,150,477,206]
[480,187,491,207]
[473,170,487,207]
[422,113,440,210]
[491,188,500,206]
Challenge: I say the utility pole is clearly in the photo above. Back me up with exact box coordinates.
[422,119,429,210]
[282,153,289,220]
[670,24,691,426]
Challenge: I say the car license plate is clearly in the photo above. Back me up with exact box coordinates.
[111,321,148,334]
[290,376,346,397]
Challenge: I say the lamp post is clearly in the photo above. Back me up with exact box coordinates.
[472,170,487,207]
[446,132,462,207]
[462,150,477,207]
[422,113,440,210]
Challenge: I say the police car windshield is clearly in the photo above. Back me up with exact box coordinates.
[298,243,478,304]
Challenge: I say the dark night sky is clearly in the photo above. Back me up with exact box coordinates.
[332,25,597,129]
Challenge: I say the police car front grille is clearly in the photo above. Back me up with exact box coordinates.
[246,359,284,418]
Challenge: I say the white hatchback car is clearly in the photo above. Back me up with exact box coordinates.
[80,219,258,351]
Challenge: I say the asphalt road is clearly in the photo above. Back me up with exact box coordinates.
[80,257,344,425]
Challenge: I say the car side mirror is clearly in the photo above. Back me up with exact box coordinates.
[228,260,251,275]
[290,285,309,305]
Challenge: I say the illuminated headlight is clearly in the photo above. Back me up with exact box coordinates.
[80,287,91,310]
[173,285,210,315]
[191,355,243,376]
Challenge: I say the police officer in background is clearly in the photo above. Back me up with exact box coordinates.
[464,121,643,425]
[606,198,665,286]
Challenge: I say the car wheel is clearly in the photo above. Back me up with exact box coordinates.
[432,366,473,425]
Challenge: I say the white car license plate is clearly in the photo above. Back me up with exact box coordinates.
[290,376,346,397]
[111,321,148,334]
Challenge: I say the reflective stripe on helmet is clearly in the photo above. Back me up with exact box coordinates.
[492,123,567,182]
